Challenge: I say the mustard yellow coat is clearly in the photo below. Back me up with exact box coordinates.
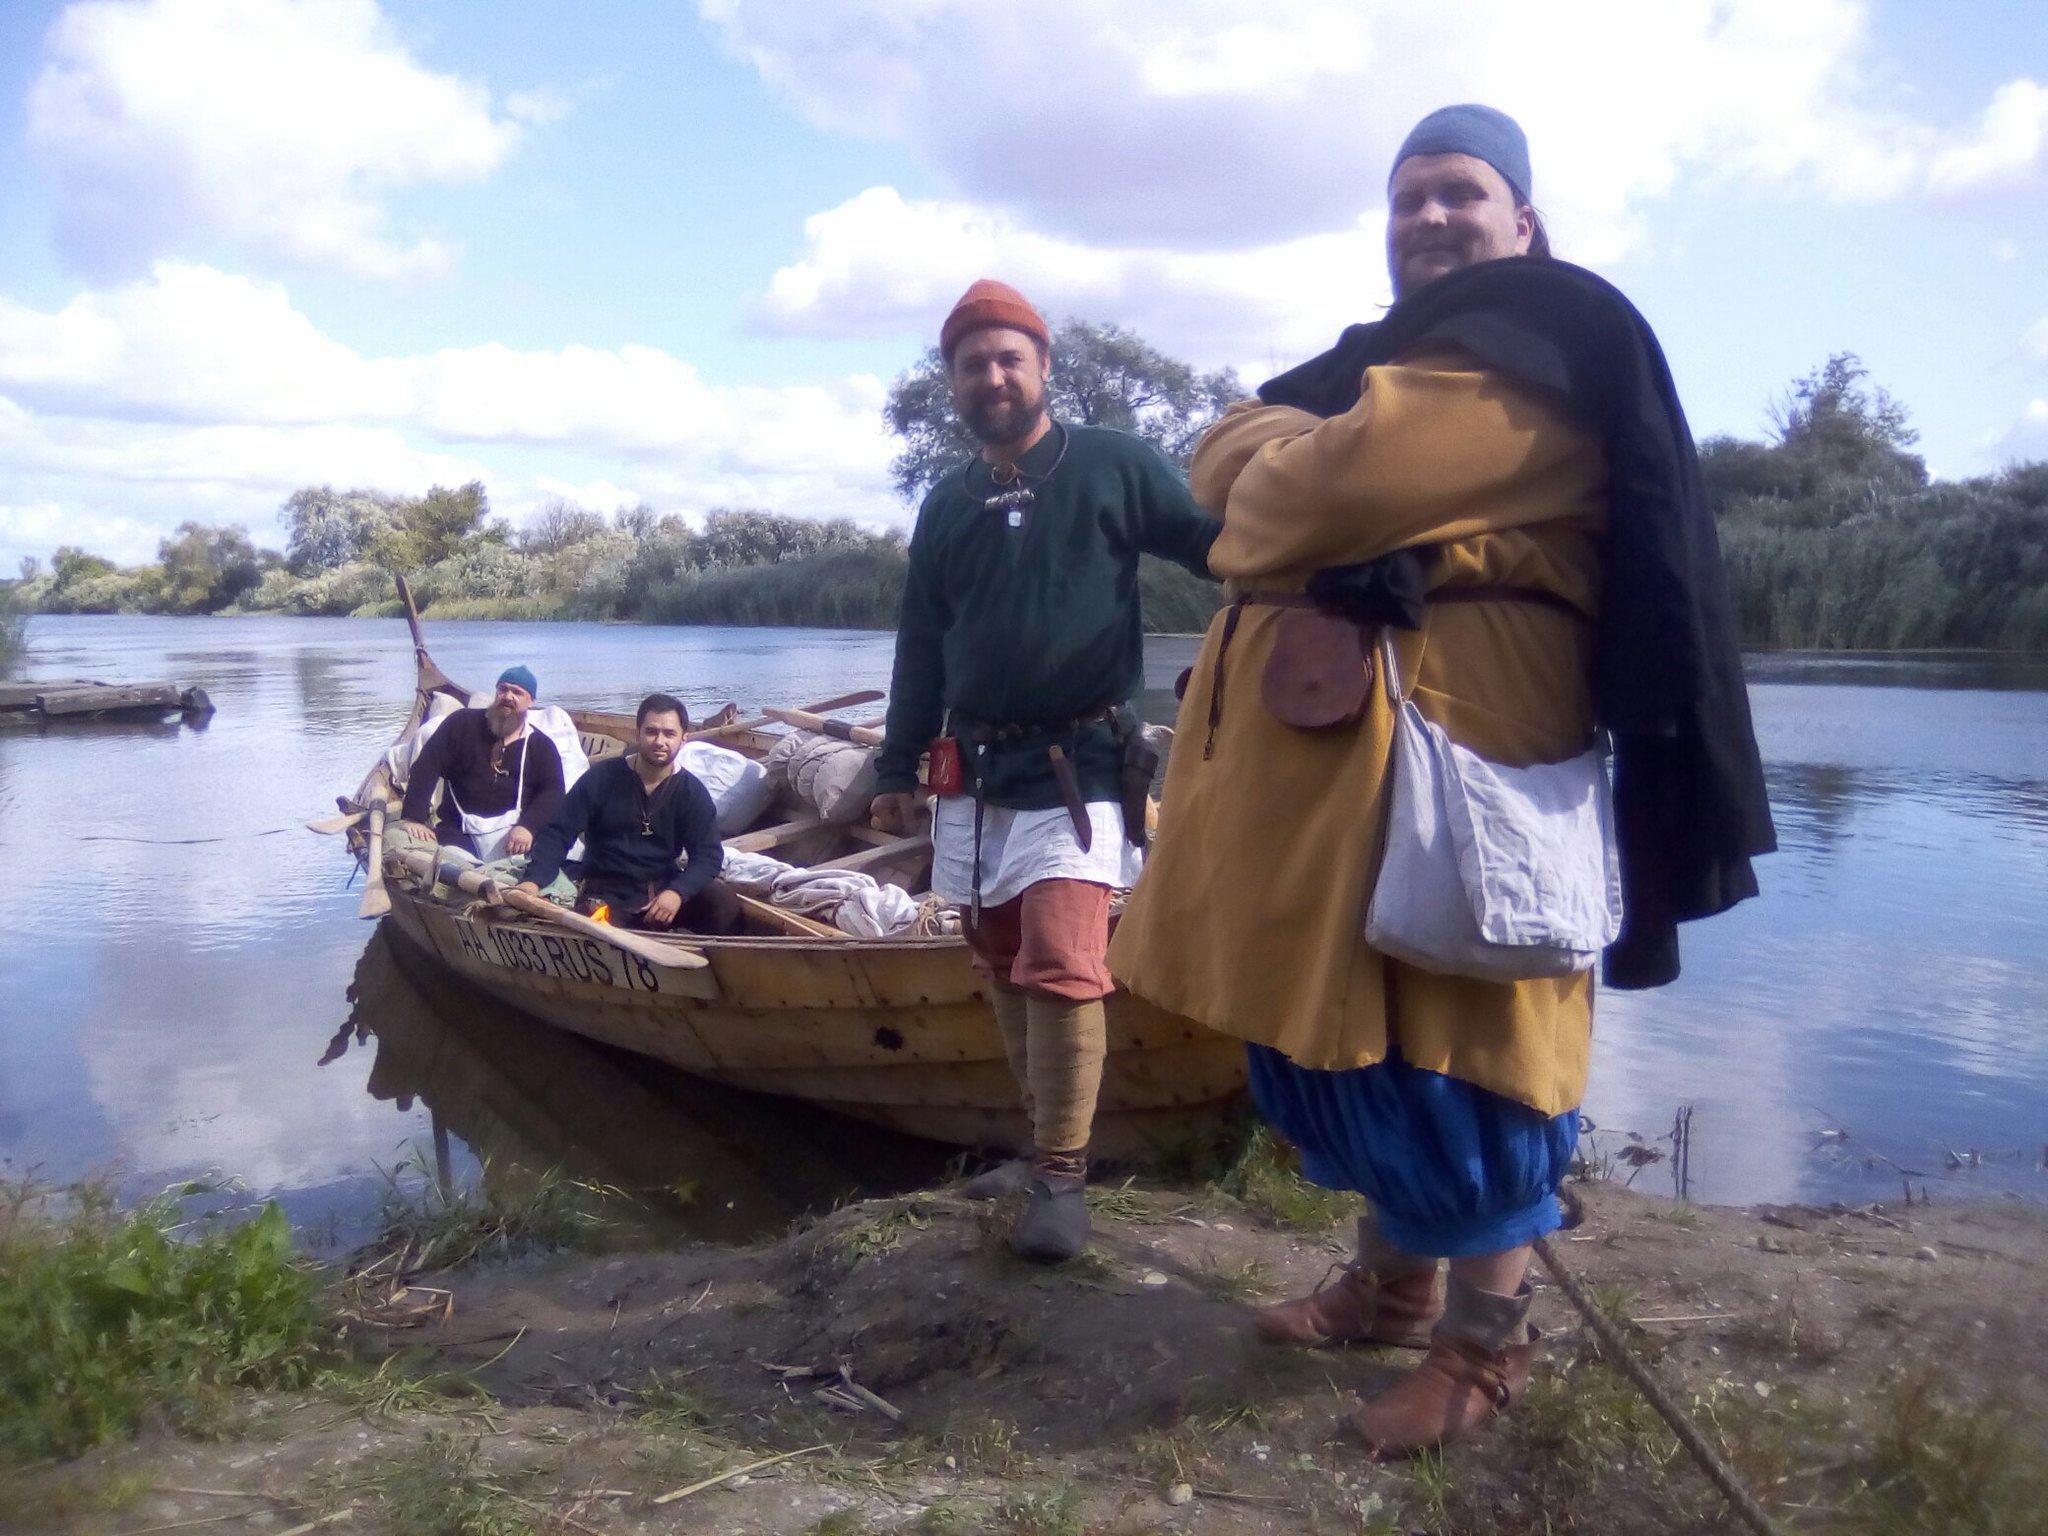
[1107,350,1608,1117]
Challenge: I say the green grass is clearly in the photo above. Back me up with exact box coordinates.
[991,1480,1084,1536]
[352,1150,628,1278]
[1842,1368,2048,1535]
[1214,1126,1357,1231]
[354,1431,541,1536]
[0,1178,324,1463]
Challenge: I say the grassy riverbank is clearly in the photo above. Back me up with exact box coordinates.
[6,1153,2046,1536]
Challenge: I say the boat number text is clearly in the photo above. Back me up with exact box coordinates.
[450,917,662,992]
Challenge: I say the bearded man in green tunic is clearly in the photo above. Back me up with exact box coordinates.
[870,280,1221,1263]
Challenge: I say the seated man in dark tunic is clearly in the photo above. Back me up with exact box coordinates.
[399,665,565,862]
[515,693,741,935]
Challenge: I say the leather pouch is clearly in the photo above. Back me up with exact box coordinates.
[926,735,966,796]
[1260,607,1372,729]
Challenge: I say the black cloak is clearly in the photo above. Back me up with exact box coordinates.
[1259,257,1775,988]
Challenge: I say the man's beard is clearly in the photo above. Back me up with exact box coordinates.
[639,740,675,766]
[486,703,523,739]
[961,384,1046,448]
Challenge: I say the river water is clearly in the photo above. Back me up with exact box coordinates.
[2,615,2044,1238]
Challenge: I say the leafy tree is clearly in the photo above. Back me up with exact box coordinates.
[50,547,116,591]
[155,523,266,613]
[884,318,1241,501]
[367,481,488,573]
[1767,352,1927,496]
[518,501,610,554]
[282,487,404,574]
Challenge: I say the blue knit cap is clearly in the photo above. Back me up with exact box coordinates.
[1391,104,1532,203]
[496,665,538,699]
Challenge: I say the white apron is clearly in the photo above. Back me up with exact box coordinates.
[446,730,528,862]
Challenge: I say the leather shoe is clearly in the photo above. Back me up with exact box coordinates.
[1012,1175,1090,1264]
[1251,1261,1440,1349]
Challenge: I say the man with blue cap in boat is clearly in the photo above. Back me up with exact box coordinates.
[400,665,567,863]
[1111,105,1772,1454]
[869,279,1222,1265]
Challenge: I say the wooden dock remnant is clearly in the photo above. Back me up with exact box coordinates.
[0,679,215,724]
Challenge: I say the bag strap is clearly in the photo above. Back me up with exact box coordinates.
[1382,584,1586,709]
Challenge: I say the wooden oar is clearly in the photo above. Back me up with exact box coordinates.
[761,706,885,746]
[308,810,365,834]
[692,689,884,744]
[393,849,708,970]
[394,573,468,703]
[357,801,391,918]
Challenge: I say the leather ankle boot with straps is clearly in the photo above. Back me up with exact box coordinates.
[1346,1278,1538,1458]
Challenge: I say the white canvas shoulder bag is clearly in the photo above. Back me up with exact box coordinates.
[1362,628,1623,981]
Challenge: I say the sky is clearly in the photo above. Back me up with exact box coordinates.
[0,0,2044,569]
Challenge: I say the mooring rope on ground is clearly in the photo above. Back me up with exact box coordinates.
[1532,1232,1786,1536]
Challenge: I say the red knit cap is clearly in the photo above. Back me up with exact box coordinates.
[939,279,1050,361]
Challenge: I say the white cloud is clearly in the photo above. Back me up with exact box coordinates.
[757,186,1379,373]
[28,0,536,281]
[708,0,2048,263]
[1927,79,2048,194]
[2024,317,2048,366]
[1971,398,2048,473]
[0,265,902,568]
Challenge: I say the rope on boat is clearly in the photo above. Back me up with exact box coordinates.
[1532,1231,1786,1536]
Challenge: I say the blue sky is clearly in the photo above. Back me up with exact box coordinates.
[0,0,2044,567]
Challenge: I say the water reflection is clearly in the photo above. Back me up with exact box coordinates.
[323,927,951,1244]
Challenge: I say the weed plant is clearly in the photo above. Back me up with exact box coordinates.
[0,1179,322,1462]
[354,1150,625,1277]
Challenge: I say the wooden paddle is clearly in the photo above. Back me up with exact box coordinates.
[392,848,709,970]
[395,573,468,703]
[308,810,366,834]
[357,800,391,918]
[760,706,885,746]
[692,689,884,744]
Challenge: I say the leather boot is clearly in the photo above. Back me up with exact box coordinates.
[959,1156,1031,1200]
[1252,1216,1441,1349]
[1012,1150,1090,1264]
[1346,1278,1536,1458]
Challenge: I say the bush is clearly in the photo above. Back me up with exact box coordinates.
[0,587,26,677]
[0,1182,323,1462]
[645,545,910,628]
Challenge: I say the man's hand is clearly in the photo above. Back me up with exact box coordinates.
[870,792,920,835]
[401,820,437,842]
[504,825,534,856]
[640,889,683,928]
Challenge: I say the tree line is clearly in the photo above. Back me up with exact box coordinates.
[2,328,2042,651]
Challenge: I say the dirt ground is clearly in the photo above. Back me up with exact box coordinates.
[11,1179,2048,1536]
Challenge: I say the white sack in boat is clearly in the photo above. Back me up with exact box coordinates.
[527,705,591,792]
[678,740,775,835]
[765,731,878,824]
[716,848,922,937]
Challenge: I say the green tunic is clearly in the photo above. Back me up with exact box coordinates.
[874,422,1220,809]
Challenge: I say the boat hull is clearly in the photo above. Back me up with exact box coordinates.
[382,887,1246,1160]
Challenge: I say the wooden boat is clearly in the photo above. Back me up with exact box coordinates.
[333,593,1245,1161]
